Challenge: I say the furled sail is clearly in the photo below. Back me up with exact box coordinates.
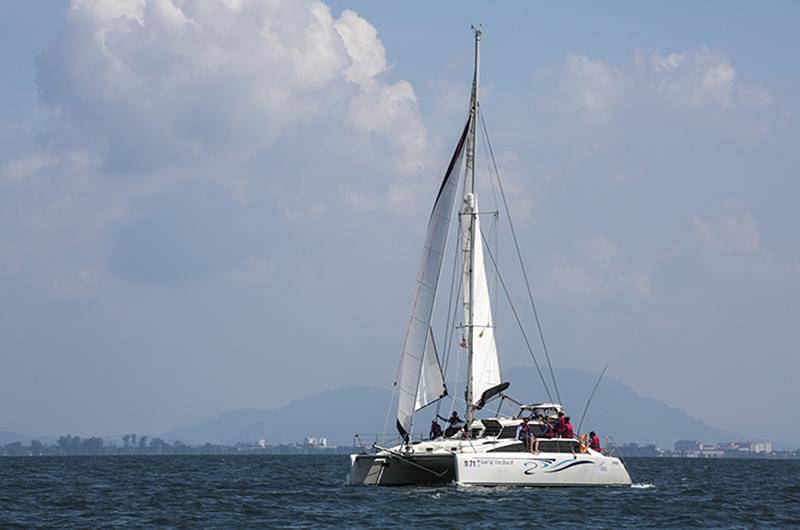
[395,119,470,438]
[467,195,502,406]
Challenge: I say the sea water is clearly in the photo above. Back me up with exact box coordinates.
[1,455,798,528]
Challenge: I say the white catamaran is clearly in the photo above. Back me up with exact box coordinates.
[348,29,632,487]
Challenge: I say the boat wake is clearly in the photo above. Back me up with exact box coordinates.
[631,483,656,489]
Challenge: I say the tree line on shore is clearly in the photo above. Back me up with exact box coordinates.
[1,435,358,456]
[0,434,236,456]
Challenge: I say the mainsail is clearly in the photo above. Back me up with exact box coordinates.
[395,119,470,438]
[466,195,502,405]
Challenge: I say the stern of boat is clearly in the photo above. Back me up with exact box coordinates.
[348,452,455,486]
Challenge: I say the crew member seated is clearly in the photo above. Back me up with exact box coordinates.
[563,416,574,438]
[447,411,463,426]
[439,411,464,437]
[540,418,555,438]
[516,419,536,452]
[553,411,566,437]
[429,420,443,439]
[589,431,601,452]
[515,419,530,441]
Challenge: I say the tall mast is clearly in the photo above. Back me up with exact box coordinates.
[463,26,481,429]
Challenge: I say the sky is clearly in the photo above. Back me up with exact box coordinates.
[1,0,798,443]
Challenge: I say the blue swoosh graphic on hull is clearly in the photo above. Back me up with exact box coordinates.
[544,460,594,473]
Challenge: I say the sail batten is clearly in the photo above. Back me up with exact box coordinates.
[395,118,470,438]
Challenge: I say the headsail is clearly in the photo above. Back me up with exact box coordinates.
[464,194,502,406]
[395,119,470,438]
[415,327,447,410]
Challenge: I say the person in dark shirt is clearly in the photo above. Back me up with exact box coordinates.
[438,411,464,437]
[553,411,566,437]
[447,411,463,426]
[541,417,555,438]
[429,420,443,439]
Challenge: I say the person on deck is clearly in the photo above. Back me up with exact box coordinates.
[430,420,443,439]
[563,416,574,439]
[516,419,530,442]
[589,431,602,452]
[553,412,566,437]
[447,411,463,426]
[541,418,555,438]
[516,419,536,452]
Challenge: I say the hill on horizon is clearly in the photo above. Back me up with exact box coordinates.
[161,367,772,449]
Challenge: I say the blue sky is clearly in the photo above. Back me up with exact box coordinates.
[1,0,798,444]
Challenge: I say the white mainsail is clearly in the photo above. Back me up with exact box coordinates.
[467,194,502,405]
[395,119,470,438]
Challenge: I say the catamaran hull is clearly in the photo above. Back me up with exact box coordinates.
[348,453,456,486]
[453,452,632,486]
[349,451,631,487]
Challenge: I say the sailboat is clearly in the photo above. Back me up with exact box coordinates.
[348,29,632,487]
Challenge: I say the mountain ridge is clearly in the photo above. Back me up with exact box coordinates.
[161,367,772,449]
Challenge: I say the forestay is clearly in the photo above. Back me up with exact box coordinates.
[395,119,470,438]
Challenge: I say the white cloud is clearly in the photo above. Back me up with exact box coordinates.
[545,237,652,303]
[334,10,386,85]
[548,47,775,132]
[578,236,620,267]
[0,154,59,183]
[650,48,737,109]
[688,212,766,255]
[553,53,622,123]
[0,150,130,296]
[617,270,653,297]
[37,0,429,174]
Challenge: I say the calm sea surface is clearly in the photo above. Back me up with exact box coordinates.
[1,455,798,528]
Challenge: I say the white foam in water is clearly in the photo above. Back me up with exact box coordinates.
[631,483,656,489]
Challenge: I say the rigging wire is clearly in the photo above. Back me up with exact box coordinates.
[479,226,554,403]
[478,109,562,405]
[577,364,608,434]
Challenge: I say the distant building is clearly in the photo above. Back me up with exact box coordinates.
[304,437,328,448]
[258,439,267,449]
[751,442,772,453]
[674,440,701,452]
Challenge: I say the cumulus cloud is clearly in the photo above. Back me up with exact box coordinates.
[547,47,774,132]
[36,0,429,174]
[545,236,652,303]
[647,48,773,111]
[553,53,623,122]
[578,236,620,267]
[688,212,766,256]
[21,0,440,288]
[0,154,60,183]
[649,48,736,109]
[0,150,127,296]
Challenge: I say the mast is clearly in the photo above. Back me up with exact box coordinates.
[463,26,481,429]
